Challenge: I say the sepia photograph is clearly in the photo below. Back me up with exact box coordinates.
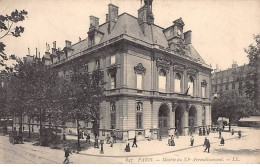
[0,0,259,164]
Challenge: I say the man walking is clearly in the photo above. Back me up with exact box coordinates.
[132,136,138,147]
[238,130,242,138]
[63,147,72,164]
[190,136,194,146]
[203,138,210,153]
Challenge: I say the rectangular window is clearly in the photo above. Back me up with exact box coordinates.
[175,79,181,93]
[136,113,142,129]
[232,83,235,89]
[202,87,206,98]
[111,75,116,89]
[215,86,217,92]
[188,82,193,96]
[95,59,100,69]
[159,75,166,92]
[136,74,143,90]
[226,84,229,90]
[111,55,115,65]
[1,81,3,88]
[111,113,116,129]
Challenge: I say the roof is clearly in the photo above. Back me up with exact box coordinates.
[50,12,207,66]
[239,116,260,122]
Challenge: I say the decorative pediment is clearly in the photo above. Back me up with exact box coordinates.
[107,65,118,76]
[173,64,185,73]
[156,58,171,71]
[187,68,197,75]
[201,80,208,87]
[134,63,146,74]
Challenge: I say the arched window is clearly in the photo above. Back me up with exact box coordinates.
[159,69,166,92]
[136,102,143,129]
[175,73,181,93]
[188,76,194,96]
[110,102,116,129]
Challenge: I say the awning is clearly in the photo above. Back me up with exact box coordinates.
[239,116,260,122]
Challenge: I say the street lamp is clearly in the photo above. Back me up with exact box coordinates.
[100,139,104,154]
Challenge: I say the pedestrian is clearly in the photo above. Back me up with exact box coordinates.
[219,130,222,139]
[205,139,210,153]
[132,136,138,147]
[94,135,99,148]
[199,128,202,136]
[87,133,90,143]
[206,128,209,135]
[63,132,66,141]
[231,129,234,135]
[203,127,206,136]
[125,139,130,152]
[220,137,225,146]
[106,134,110,144]
[63,147,72,164]
[190,135,194,146]
[110,136,114,147]
[203,137,207,147]
[238,130,242,138]
[175,130,179,138]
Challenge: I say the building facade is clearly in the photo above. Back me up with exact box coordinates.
[211,61,260,115]
[16,1,212,140]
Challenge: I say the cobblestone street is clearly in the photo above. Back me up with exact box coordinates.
[0,126,259,164]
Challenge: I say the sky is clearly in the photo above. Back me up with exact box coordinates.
[0,0,260,70]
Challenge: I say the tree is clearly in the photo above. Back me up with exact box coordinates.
[244,34,260,113]
[59,66,105,150]
[0,10,28,71]
[6,57,58,139]
[212,90,255,131]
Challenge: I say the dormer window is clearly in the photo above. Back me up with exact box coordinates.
[111,55,115,65]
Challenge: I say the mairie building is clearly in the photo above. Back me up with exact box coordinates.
[18,0,212,140]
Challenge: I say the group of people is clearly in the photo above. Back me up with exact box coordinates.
[199,127,210,136]
[124,136,138,152]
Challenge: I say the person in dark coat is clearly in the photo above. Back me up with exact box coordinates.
[203,128,206,136]
[190,136,194,146]
[206,128,210,135]
[87,133,90,143]
[125,139,130,152]
[63,147,72,164]
[220,137,225,146]
[238,130,242,138]
[203,138,210,153]
[132,136,138,147]
[199,128,202,136]
[231,129,234,135]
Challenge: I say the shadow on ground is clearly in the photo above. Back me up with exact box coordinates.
[214,148,260,155]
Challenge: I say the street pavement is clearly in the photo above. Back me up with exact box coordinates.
[0,126,259,164]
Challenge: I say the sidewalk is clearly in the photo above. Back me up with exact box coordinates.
[78,126,245,157]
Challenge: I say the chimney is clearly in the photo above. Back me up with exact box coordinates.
[65,40,72,48]
[53,41,56,49]
[79,37,81,42]
[108,4,118,22]
[89,16,99,29]
[107,4,119,33]
[184,30,192,45]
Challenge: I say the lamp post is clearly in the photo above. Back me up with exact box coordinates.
[100,139,104,154]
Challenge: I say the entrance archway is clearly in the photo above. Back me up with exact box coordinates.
[158,103,170,137]
[188,106,197,133]
[175,105,184,135]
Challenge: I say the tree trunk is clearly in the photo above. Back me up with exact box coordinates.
[229,117,231,132]
[28,117,31,138]
[77,118,80,151]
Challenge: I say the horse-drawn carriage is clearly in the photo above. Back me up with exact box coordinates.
[9,131,23,144]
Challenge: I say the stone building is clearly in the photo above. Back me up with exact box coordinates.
[16,1,212,140]
[211,61,260,114]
